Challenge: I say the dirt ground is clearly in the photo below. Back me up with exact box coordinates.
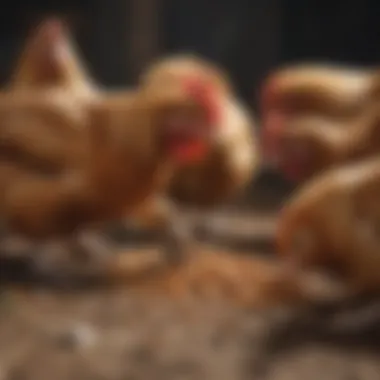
[1,203,380,380]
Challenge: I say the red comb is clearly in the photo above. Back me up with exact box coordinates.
[182,76,221,125]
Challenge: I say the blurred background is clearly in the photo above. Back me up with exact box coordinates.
[3,1,380,97]
[2,4,380,379]
[1,0,380,204]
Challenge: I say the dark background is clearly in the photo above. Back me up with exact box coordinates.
[1,0,380,199]
[2,0,380,98]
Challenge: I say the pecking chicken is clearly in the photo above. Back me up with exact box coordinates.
[0,64,229,272]
[25,18,261,209]
[1,18,260,271]
[11,19,260,212]
[140,55,260,209]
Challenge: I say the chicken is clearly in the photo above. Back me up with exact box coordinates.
[276,156,380,291]
[3,18,259,265]
[7,42,259,208]
[0,70,225,272]
[14,21,260,210]
[263,101,380,182]
[261,63,380,180]
[140,55,260,209]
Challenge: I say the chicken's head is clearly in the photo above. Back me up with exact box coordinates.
[260,70,323,181]
[260,66,372,182]
[140,55,230,164]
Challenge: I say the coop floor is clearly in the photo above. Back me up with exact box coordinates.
[1,211,380,380]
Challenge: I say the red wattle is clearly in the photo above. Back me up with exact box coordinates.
[168,139,208,163]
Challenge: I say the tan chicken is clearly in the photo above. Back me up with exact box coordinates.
[262,101,380,181]
[0,73,226,271]
[12,20,260,211]
[0,19,259,274]
[260,63,380,180]
[140,55,260,208]
[276,156,380,291]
